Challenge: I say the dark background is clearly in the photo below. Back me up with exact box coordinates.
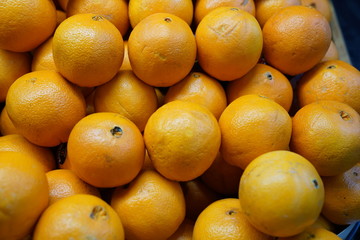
[332,0,360,70]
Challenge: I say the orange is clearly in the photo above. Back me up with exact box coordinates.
[111,170,186,240]
[33,194,125,240]
[56,9,67,27]
[277,227,341,240]
[94,70,158,132]
[0,107,19,136]
[226,63,294,111]
[46,169,101,205]
[168,218,195,240]
[53,13,124,87]
[219,94,292,169]
[194,0,256,25]
[310,215,336,232]
[239,150,325,237]
[0,0,57,52]
[262,5,332,76]
[0,151,49,240]
[0,49,31,102]
[181,179,220,221]
[200,152,244,195]
[128,13,196,87]
[321,40,339,62]
[66,0,130,36]
[0,134,55,172]
[128,0,193,28]
[67,112,145,188]
[5,70,86,147]
[85,89,96,115]
[301,0,332,22]
[120,40,132,71]
[193,198,274,240]
[297,60,360,113]
[195,7,263,81]
[290,100,360,176]
[321,163,360,225]
[164,71,227,119]
[31,37,57,72]
[144,100,221,181]
[255,0,301,28]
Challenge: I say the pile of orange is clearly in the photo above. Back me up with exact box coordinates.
[0,0,359,239]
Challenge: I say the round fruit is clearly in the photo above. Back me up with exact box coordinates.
[33,194,125,240]
[67,112,145,188]
[5,70,86,147]
[290,100,360,176]
[195,7,263,81]
[0,151,49,240]
[128,13,196,87]
[144,100,221,181]
[53,13,124,87]
[239,150,324,237]
[111,170,186,240]
[262,5,331,75]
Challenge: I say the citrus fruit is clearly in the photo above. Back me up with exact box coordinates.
[94,70,158,132]
[297,60,360,113]
[53,13,124,87]
[0,107,19,136]
[46,169,101,205]
[33,194,125,240]
[0,134,55,172]
[262,5,331,75]
[255,0,301,28]
[321,40,339,62]
[301,0,332,22]
[111,170,186,240]
[194,0,256,25]
[168,218,194,240]
[31,37,57,72]
[193,198,273,240]
[200,152,244,196]
[66,0,130,36]
[0,0,57,52]
[219,94,292,169]
[128,13,196,87]
[144,100,221,181]
[67,112,145,188]
[0,49,31,102]
[321,163,360,225]
[239,150,324,237]
[164,71,227,119]
[226,63,294,111]
[0,151,49,240]
[290,100,360,176]
[195,7,263,81]
[128,0,193,27]
[5,70,87,147]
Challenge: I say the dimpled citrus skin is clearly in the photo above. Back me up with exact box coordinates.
[196,7,263,81]
[0,152,49,240]
[290,100,360,176]
[297,60,360,113]
[262,5,331,76]
[5,70,87,147]
[53,13,124,87]
[128,13,196,87]
[239,150,325,237]
[0,0,57,52]
[144,100,221,181]
[111,170,186,240]
[33,194,125,240]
